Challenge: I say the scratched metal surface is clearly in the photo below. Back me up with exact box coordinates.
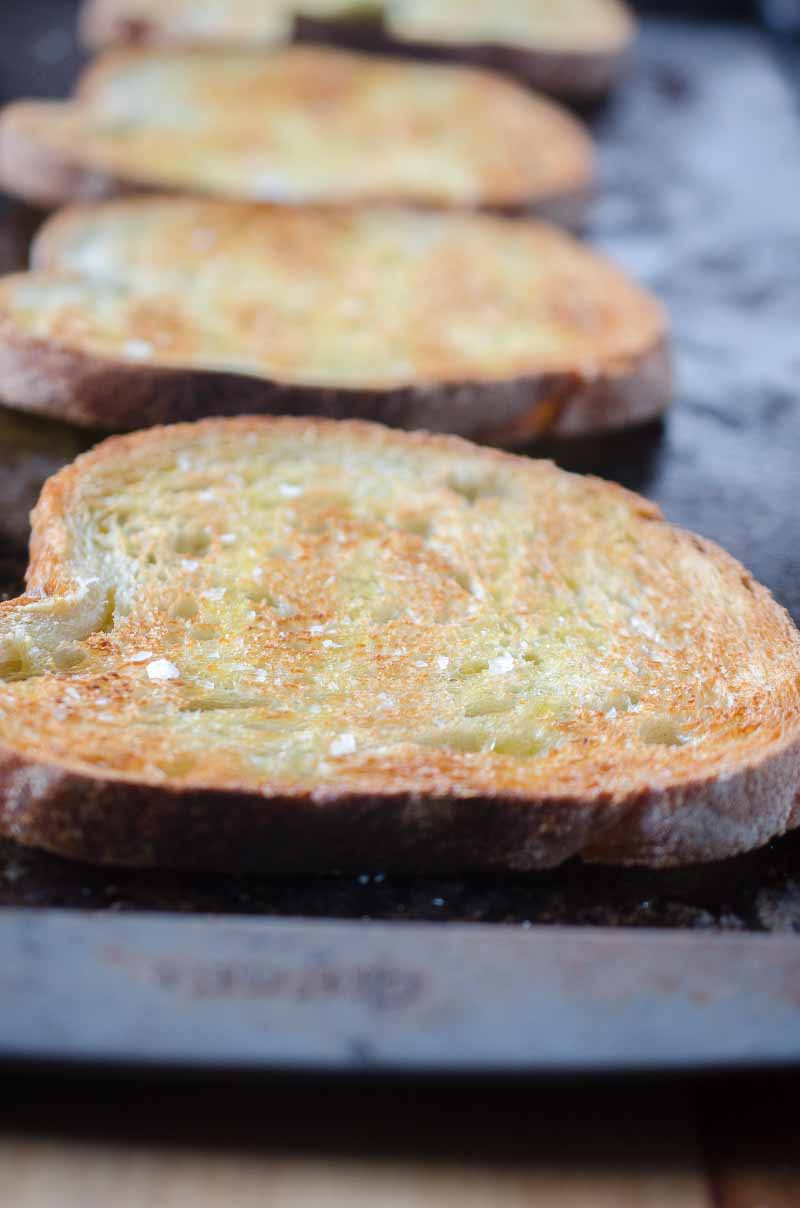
[5,911,800,1073]
[0,16,799,932]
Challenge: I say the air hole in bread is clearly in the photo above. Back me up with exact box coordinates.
[52,643,89,671]
[445,472,501,504]
[456,656,489,677]
[464,691,514,717]
[192,623,218,641]
[493,731,548,757]
[421,726,487,754]
[397,512,432,538]
[639,716,687,747]
[99,590,117,633]
[172,594,199,620]
[0,642,28,680]
[246,585,277,606]
[174,528,211,557]
[372,600,399,624]
[184,693,265,712]
[450,566,473,593]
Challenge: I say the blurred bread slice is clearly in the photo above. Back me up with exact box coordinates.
[0,45,592,222]
[0,199,669,438]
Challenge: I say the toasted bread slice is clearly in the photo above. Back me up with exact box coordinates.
[0,46,592,221]
[80,0,635,101]
[0,408,88,553]
[0,199,669,439]
[1,416,799,873]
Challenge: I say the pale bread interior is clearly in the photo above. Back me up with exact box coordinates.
[0,201,662,390]
[1,418,797,804]
[3,46,591,208]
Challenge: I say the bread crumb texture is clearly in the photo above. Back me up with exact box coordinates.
[1,417,798,805]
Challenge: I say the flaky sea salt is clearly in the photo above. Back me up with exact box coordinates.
[146,659,180,682]
[123,339,153,360]
[489,653,514,676]
[329,733,356,757]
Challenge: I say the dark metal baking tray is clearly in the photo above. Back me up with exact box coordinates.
[0,10,799,1073]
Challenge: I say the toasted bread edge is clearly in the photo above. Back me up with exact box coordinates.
[0,315,671,439]
[2,719,799,873]
[296,15,634,101]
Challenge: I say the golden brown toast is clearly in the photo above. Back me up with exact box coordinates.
[0,45,592,220]
[0,199,669,439]
[80,0,635,101]
[1,416,799,873]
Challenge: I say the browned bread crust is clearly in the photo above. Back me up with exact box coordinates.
[0,326,670,441]
[1,417,799,873]
[296,13,632,102]
[0,200,669,440]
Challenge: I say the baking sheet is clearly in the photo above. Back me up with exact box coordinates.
[0,16,799,938]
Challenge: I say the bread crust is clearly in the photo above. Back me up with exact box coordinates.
[3,735,800,874]
[0,319,670,441]
[295,16,631,102]
[1,415,799,873]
